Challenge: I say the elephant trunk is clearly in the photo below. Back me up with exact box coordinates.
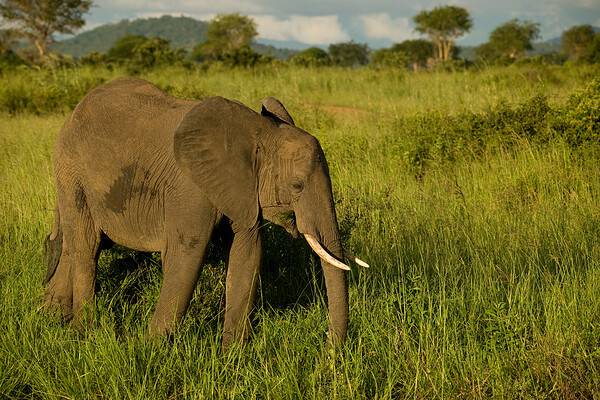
[296,196,349,345]
[318,224,349,345]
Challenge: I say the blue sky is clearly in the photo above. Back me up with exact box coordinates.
[87,0,600,48]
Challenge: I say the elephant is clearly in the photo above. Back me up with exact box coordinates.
[44,77,367,347]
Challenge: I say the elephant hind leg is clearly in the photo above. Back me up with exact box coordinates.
[44,208,62,284]
[45,181,101,325]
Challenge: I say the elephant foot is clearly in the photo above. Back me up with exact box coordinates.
[148,313,179,338]
[43,287,73,321]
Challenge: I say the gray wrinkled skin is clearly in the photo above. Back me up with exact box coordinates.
[45,78,348,347]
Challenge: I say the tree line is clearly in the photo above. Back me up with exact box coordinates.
[1,1,599,70]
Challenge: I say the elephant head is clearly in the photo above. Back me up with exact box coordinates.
[174,96,367,344]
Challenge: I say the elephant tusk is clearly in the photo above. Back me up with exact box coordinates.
[354,257,370,268]
[304,234,351,271]
[345,250,370,268]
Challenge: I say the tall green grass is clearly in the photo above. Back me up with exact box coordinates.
[0,66,598,398]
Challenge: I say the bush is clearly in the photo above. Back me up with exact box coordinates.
[584,33,600,63]
[396,93,560,176]
[220,46,272,68]
[328,41,370,67]
[0,49,27,71]
[107,35,148,62]
[370,48,408,68]
[0,69,106,114]
[289,47,331,67]
[552,78,600,146]
[127,37,186,73]
[78,51,108,66]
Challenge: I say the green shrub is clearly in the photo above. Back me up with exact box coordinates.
[552,78,600,146]
[0,69,106,114]
[78,52,108,66]
[289,47,331,67]
[0,49,27,71]
[127,38,186,73]
[395,93,558,177]
[107,35,148,62]
[370,48,409,69]
[220,45,272,68]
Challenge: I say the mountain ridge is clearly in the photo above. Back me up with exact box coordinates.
[52,15,297,60]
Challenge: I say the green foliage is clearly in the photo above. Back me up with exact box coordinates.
[514,52,567,66]
[370,48,408,68]
[106,34,148,61]
[413,5,472,60]
[128,37,185,72]
[552,78,600,146]
[251,43,297,61]
[0,67,105,113]
[290,47,331,67]
[328,41,370,67]
[398,94,554,175]
[189,14,265,68]
[0,49,26,70]
[104,35,187,73]
[484,19,540,61]
[562,25,595,61]
[0,27,17,54]
[583,33,600,63]
[391,39,433,70]
[0,0,92,61]
[220,45,272,68]
[195,13,257,61]
[78,51,106,66]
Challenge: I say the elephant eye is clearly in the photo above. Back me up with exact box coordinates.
[290,179,304,193]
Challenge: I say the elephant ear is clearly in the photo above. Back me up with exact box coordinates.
[174,97,259,229]
[261,97,295,126]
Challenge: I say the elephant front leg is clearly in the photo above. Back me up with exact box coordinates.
[222,227,262,348]
[149,232,211,336]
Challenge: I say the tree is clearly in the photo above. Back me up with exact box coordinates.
[328,41,369,67]
[391,39,434,71]
[129,37,184,70]
[584,33,600,63]
[413,6,472,61]
[0,0,92,61]
[290,47,331,67]
[487,19,540,60]
[220,45,272,68]
[370,48,408,68]
[0,27,17,54]
[562,25,595,61]
[107,35,148,62]
[474,41,498,63]
[195,13,257,60]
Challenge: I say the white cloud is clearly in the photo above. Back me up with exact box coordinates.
[252,15,350,45]
[360,13,416,42]
[571,0,598,8]
[96,0,264,14]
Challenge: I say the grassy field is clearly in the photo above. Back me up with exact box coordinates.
[0,65,599,399]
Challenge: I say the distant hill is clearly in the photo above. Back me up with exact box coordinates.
[52,15,207,57]
[52,15,297,60]
[252,43,297,60]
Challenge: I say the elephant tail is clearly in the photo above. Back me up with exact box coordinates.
[43,208,62,284]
